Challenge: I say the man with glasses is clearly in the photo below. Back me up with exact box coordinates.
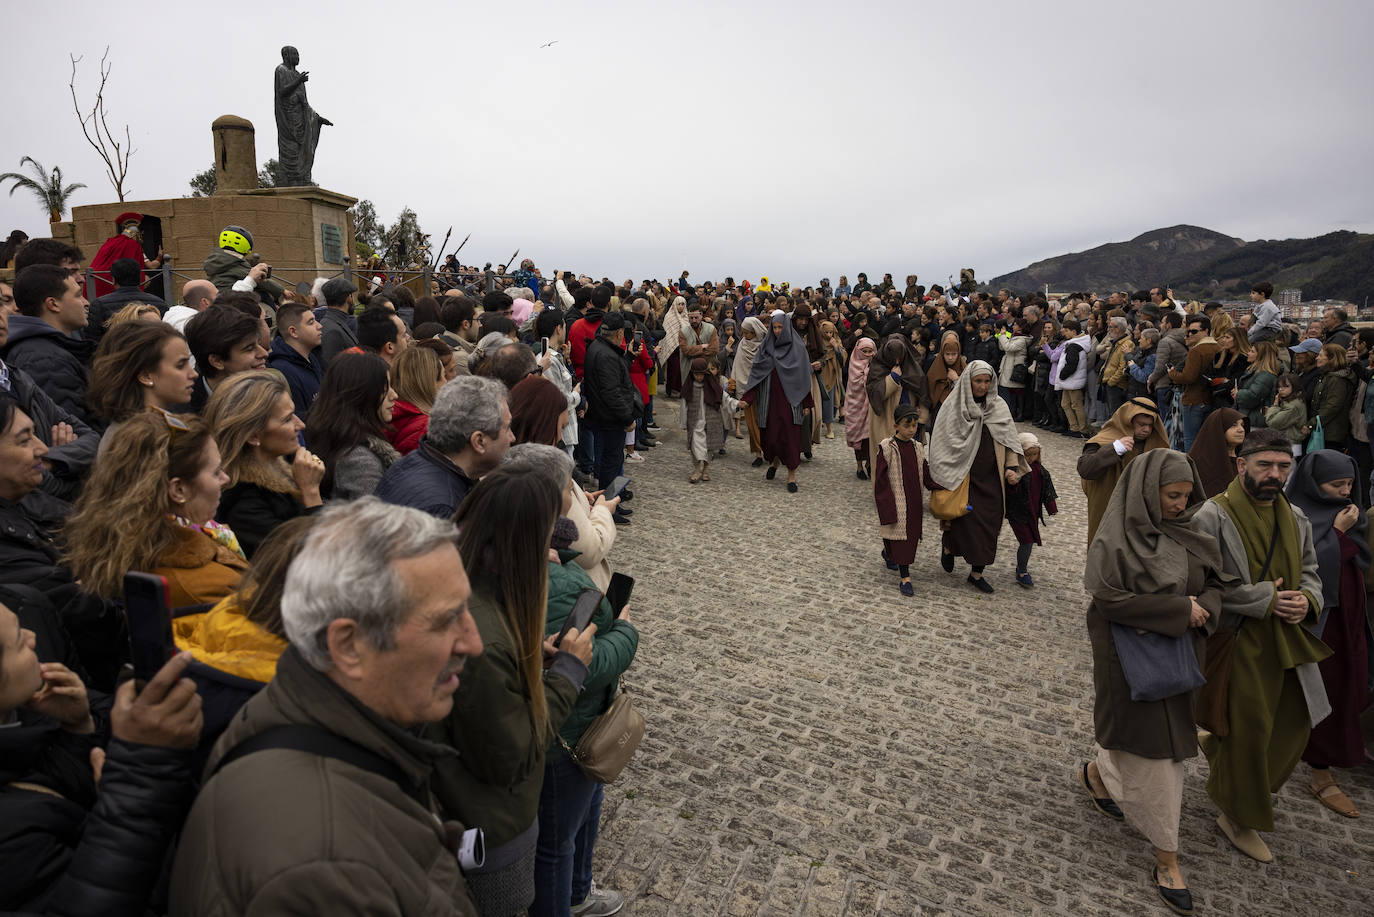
[1166,314,1219,450]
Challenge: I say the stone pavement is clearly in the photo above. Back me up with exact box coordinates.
[590,408,1374,916]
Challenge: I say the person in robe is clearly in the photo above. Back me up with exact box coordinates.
[845,338,877,479]
[1078,398,1168,544]
[1193,428,1332,864]
[925,330,966,424]
[658,295,688,398]
[791,302,824,456]
[866,334,929,475]
[874,403,924,597]
[1186,407,1246,498]
[274,47,333,187]
[1081,448,1226,916]
[818,320,846,440]
[88,213,163,298]
[1284,450,1371,818]
[924,361,1028,593]
[1006,432,1058,588]
[732,315,766,466]
[740,310,814,493]
[684,357,736,484]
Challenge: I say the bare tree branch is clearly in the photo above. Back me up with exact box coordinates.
[69,47,134,202]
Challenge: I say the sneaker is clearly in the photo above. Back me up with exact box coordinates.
[624,452,645,464]
[1016,572,1034,588]
[967,574,994,594]
[612,514,630,526]
[646,422,661,431]
[571,881,624,916]
[751,457,765,467]
[881,549,899,571]
[899,581,915,597]
[619,489,634,502]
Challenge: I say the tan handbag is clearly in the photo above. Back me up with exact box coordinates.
[558,678,644,783]
[929,474,972,520]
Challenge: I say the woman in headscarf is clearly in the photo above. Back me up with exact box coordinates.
[791,302,824,456]
[658,296,688,398]
[1081,449,1227,916]
[845,338,877,479]
[926,330,966,424]
[741,310,814,492]
[866,334,929,475]
[1285,450,1371,818]
[818,320,847,440]
[733,316,767,463]
[1078,398,1169,544]
[1186,407,1246,498]
[873,403,924,597]
[924,361,1027,593]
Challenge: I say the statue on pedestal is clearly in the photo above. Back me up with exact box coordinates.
[274,46,332,186]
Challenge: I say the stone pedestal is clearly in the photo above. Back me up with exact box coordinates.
[52,117,357,295]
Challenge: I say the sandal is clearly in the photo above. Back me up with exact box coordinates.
[1310,772,1360,817]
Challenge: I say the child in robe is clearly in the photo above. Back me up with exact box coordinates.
[873,403,925,596]
[1005,431,1058,587]
[685,356,738,484]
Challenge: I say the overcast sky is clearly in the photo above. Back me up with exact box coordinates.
[4,0,1371,286]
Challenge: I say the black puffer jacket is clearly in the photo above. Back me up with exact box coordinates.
[582,334,639,427]
[1,317,94,426]
[0,711,195,917]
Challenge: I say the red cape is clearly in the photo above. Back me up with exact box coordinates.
[89,234,146,297]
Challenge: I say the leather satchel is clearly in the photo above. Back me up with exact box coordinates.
[559,678,644,784]
[930,474,972,520]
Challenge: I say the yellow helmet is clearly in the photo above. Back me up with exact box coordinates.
[218,225,253,254]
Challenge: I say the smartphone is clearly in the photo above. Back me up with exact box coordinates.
[606,572,634,614]
[532,339,546,356]
[555,588,602,646]
[633,330,644,346]
[604,475,631,501]
[123,572,176,683]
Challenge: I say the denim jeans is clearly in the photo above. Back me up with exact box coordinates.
[574,418,597,474]
[531,752,604,917]
[1180,402,1212,452]
[588,422,627,489]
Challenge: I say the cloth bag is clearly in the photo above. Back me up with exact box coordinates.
[929,474,972,520]
[558,679,644,783]
[1307,415,1325,452]
[1110,622,1205,702]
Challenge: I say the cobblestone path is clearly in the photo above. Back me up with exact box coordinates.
[592,408,1373,916]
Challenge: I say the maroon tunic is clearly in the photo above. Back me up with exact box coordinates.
[874,437,923,564]
[1304,530,1370,768]
[742,370,813,471]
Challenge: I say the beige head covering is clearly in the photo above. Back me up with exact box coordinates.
[1084,449,1224,602]
[927,360,1021,490]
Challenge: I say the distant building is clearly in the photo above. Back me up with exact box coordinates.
[1278,289,1302,306]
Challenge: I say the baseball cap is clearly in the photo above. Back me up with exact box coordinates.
[1289,338,1322,354]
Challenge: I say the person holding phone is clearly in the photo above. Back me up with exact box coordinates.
[429,467,595,915]
[504,443,638,917]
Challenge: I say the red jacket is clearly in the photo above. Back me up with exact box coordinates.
[385,401,429,455]
[626,339,653,404]
[569,315,602,380]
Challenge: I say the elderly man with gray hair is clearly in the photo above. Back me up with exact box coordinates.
[374,375,515,517]
[169,498,484,915]
[1100,314,1132,416]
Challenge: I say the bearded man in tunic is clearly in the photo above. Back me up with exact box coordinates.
[1193,428,1332,863]
[275,46,333,186]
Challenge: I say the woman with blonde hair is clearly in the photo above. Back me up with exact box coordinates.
[203,370,324,559]
[1235,339,1280,429]
[104,302,162,328]
[386,344,445,454]
[63,411,246,607]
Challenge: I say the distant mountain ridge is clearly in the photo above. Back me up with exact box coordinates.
[988,225,1372,303]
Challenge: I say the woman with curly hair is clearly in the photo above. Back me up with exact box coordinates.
[62,411,246,607]
[203,370,324,559]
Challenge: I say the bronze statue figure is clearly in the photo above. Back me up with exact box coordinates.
[274,46,332,186]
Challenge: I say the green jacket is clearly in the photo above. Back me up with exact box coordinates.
[1265,397,1308,444]
[169,646,478,916]
[203,247,286,299]
[1234,369,1276,429]
[1310,366,1356,444]
[427,581,584,848]
[544,549,640,748]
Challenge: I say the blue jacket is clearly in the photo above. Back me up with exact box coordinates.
[373,440,475,519]
[266,337,324,419]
